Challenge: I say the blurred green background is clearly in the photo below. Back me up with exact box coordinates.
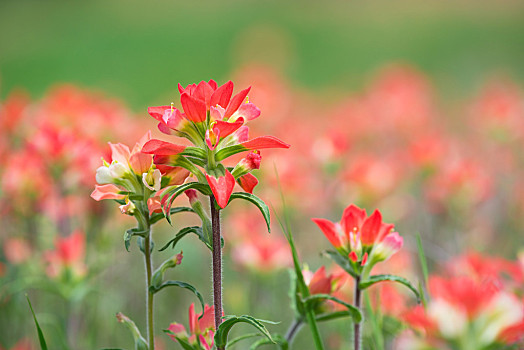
[2,0,524,109]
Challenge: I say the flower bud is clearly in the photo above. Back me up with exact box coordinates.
[370,231,403,262]
[116,312,149,350]
[95,166,113,184]
[142,168,162,191]
[109,162,128,178]
[185,189,198,206]
[231,151,262,179]
[119,198,136,215]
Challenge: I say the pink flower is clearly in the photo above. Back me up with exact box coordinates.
[44,230,86,278]
[312,204,400,265]
[167,303,216,350]
[304,266,346,295]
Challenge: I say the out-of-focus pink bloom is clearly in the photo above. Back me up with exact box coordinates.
[403,276,524,347]
[167,303,216,350]
[0,338,33,350]
[3,237,31,265]
[303,266,346,295]
[44,230,86,278]
[228,210,292,273]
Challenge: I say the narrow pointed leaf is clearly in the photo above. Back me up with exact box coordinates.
[315,311,354,323]
[214,315,275,348]
[416,233,429,286]
[150,206,195,225]
[124,228,148,252]
[216,144,245,161]
[359,274,420,301]
[303,294,362,322]
[228,192,270,232]
[324,250,358,278]
[26,295,48,350]
[180,146,207,160]
[162,183,212,224]
[149,280,205,316]
[249,334,288,350]
[158,226,207,251]
[226,333,262,348]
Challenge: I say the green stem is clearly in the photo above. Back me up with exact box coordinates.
[354,276,362,350]
[138,203,154,350]
[144,231,154,350]
[305,309,324,350]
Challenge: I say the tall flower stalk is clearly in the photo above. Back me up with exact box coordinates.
[91,132,192,349]
[313,204,416,349]
[210,196,223,340]
[143,80,289,347]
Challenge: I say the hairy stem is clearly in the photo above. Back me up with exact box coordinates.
[210,196,224,350]
[354,276,362,350]
[285,317,304,345]
[144,229,155,350]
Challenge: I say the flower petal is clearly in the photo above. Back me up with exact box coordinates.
[206,170,235,209]
[312,218,343,249]
[241,136,290,150]
[237,173,259,194]
[224,86,251,119]
[141,139,186,155]
[90,184,125,201]
[235,102,260,121]
[210,80,233,109]
[360,209,383,246]
[181,92,206,122]
[213,119,244,139]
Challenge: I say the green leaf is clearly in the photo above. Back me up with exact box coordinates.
[180,146,207,160]
[158,226,206,251]
[150,206,194,225]
[215,144,246,162]
[359,274,420,301]
[214,315,275,348]
[228,192,270,232]
[161,183,212,225]
[315,311,354,323]
[416,233,429,287]
[124,228,148,252]
[26,295,48,350]
[226,333,262,348]
[287,269,304,317]
[149,280,205,317]
[249,334,288,350]
[171,155,206,182]
[324,250,358,278]
[303,294,362,323]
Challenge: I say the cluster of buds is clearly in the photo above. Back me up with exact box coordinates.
[142,80,289,210]
[91,131,189,218]
[312,204,403,274]
[166,303,216,350]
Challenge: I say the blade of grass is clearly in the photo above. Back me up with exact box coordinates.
[26,294,48,350]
